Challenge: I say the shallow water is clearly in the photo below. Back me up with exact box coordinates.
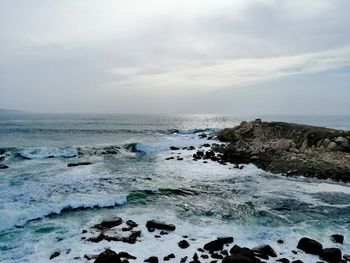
[0,113,349,262]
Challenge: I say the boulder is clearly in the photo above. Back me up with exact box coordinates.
[118,252,136,260]
[94,249,121,263]
[93,217,123,231]
[296,237,323,255]
[271,139,291,151]
[126,220,138,228]
[330,234,344,244]
[252,244,277,258]
[144,256,159,262]
[222,254,260,263]
[203,237,234,251]
[228,245,260,263]
[50,251,60,260]
[146,220,176,231]
[321,248,342,263]
[178,239,190,249]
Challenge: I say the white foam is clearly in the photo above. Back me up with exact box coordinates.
[17,147,78,159]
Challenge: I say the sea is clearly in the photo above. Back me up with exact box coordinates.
[0,113,349,263]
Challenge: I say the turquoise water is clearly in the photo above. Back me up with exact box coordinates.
[0,113,349,262]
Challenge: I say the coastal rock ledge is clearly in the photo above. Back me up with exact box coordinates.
[214,119,350,181]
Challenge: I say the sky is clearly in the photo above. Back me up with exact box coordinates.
[0,0,349,115]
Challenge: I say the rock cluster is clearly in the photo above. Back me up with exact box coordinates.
[214,120,350,181]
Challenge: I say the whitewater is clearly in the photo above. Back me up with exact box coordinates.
[0,113,350,262]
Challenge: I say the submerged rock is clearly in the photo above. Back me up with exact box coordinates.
[144,256,159,262]
[0,164,8,169]
[50,251,60,260]
[67,161,92,167]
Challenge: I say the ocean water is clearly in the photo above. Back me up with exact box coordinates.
[0,113,350,263]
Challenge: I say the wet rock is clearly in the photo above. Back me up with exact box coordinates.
[50,251,60,260]
[343,254,350,261]
[144,256,159,262]
[93,217,123,231]
[221,250,229,256]
[84,254,98,260]
[121,260,129,263]
[201,254,209,259]
[170,146,180,150]
[94,249,121,263]
[204,237,233,251]
[180,256,188,262]
[148,228,155,232]
[164,254,176,261]
[166,157,175,160]
[177,157,184,160]
[252,244,277,258]
[198,248,205,252]
[178,239,190,249]
[67,161,92,167]
[202,143,211,147]
[330,234,344,244]
[296,237,323,255]
[146,220,176,231]
[211,253,223,259]
[199,133,207,138]
[277,239,284,244]
[321,248,342,263]
[0,164,9,169]
[228,245,260,263]
[188,146,196,150]
[118,252,137,260]
[276,258,290,263]
[291,261,303,263]
[122,227,132,231]
[160,230,169,235]
[154,235,161,238]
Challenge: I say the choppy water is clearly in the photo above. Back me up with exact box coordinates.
[0,113,350,263]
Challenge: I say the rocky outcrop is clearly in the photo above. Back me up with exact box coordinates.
[215,120,350,181]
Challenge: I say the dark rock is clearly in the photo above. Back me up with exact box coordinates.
[50,251,60,260]
[144,256,159,262]
[178,239,190,249]
[201,254,209,259]
[87,233,106,242]
[177,157,184,160]
[154,235,161,238]
[121,260,129,263]
[321,248,342,263]
[160,230,169,235]
[221,250,229,256]
[199,133,207,138]
[277,239,284,244]
[146,220,176,231]
[203,237,233,251]
[252,244,277,258]
[188,146,196,150]
[228,245,260,263]
[183,235,188,238]
[180,256,188,262]
[193,253,199,260]
[202,143,211,147]
[166,157,175,160]
[296,237,323,255]
[276,258,290,263]
[122,227,132,231]
[81,229,87,234]
[291,261,303,263]
[330,234,344,244]
[164,254,176,261]
[84,254,98,260]
[148,228,155,232]
[0,164,9,169]
[94,249,121,263]
[211,253,223,259]
[93,217,123,231]
[170,146,180,150]
[118,252,136,260]
[222,254,260,263]
[291,250,298,254]
[198,248,205,252]
[67,161,92,167]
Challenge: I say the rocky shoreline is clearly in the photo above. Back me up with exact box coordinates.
[209,119,350,182]
[49,216,349,263]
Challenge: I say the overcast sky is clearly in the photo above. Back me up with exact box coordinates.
[0,0,349,115]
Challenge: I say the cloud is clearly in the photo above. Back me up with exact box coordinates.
[109,45,350,93]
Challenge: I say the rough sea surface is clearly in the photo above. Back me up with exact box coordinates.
[0,113,350,263]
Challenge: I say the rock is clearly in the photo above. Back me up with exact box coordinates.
[321,248,342,263]
[144,256,159,262]
[166,157,175,160]
[118,252,137,260]
[296,237,323,255]
[67,161,92,167]
[178,239,190,249]
[93,217,123,231]
[0,164,8,169]
[271,139,291,151]
[164,254,176,261]
[228,245,260,263]
[84,254,98,260]
[277,239,284,244]
[202,143,211,147]
[276,258,290,263]
[180,256,188,262]
[252,244,277,258]
[188,146,196,150]
[327,142,341,151]
[201,254,209,259]
[211,253,223,259]
[94,249,121,263]
[334,137,348,146]
[330,234,344,244]
[177,157,184,161]
[146,220,176,231]
[203,237,233,251]
[291,261,303,263]
[170,146,180,150]
[199,133,207,138]
[343,254,350,261]
[50,251,60,260]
